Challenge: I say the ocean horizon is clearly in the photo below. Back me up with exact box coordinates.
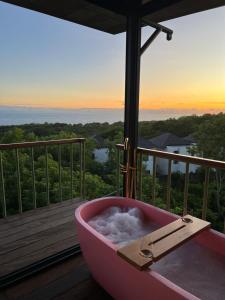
[0,106,223,126]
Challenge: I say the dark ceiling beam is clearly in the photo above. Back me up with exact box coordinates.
[88,0,186,20]
[87,0,128,15]
[141,0,183,17]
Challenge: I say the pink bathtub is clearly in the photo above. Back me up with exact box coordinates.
[75,197,225,300]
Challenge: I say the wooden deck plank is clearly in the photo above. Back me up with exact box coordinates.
[0,222,76,255]
[53,277,113,300]
[0,222,76,262]
[0,199,82,232]
[1,214,76,245]
[1,235,78,276]
[2,255,85,297]
[0,199,72,225]
[1,255,112,300]
[13,258,90,300]
[0,199,84,277]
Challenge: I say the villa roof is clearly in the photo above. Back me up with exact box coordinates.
[138,137,156,149]
[184,134,196,144]
[93,134,107,148]
[2,0,225,34]
[150,132,192,149]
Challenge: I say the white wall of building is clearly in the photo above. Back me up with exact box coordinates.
[93,148,109,163]
[158,145,198,175]
[143,156,154,173]
[144,145,198,175]
[93,144,199,173]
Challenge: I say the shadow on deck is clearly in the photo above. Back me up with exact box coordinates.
[0,199,84,278]
[0,254,112,300]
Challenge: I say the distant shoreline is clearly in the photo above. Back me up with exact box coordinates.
[0,106,224,126]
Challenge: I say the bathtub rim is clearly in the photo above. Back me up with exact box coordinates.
[75,196,225,246]
[75,196,180,250]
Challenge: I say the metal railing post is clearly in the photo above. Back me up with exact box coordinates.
[116,147,121,196]
[166,159,172,211]
[83,141,85,199]
[80,141,85,200]
[15,149,22,213]
[152,156,157,204]
[183,162,189,215]
[45,146,50,205]
[31,147,37,209]
[0,151,6,217]
[70,143,74,200]
[202,167,210,220]
[58,145,62,202]
[138,152,143,200]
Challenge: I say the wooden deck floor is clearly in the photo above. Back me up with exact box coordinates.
[0,254,113,300]
[0,199,84,277]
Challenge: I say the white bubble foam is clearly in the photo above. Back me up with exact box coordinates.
[88,206,153,246]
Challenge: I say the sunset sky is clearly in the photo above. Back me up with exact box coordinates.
[0,2,225,112]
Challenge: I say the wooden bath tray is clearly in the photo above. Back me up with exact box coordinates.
[117,215,210,270]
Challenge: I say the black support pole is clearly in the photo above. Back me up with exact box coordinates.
[123,10,141,198]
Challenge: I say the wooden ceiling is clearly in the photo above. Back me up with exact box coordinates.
[2,0,225,34]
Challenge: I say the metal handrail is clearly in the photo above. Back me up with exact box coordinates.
[116,144,225,169]
[0,138,85,150]
[116,144,225,225]
[0,138,85,217]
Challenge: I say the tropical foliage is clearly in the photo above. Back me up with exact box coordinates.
[0,113,224,232]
